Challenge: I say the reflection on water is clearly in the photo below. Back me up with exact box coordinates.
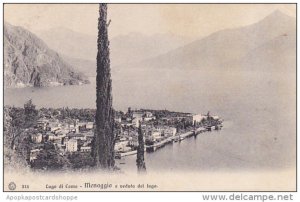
[4,69,296,172]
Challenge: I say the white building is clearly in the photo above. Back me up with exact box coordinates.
[48,133,61,141]
[144,117,155,121]
[37,118,48,130]
[31,133,43,143]
[132,111,144,119]
[80,146,91,153]
[145,112,153,118]
[121,122,133,127]
[114,117,122,123]
[114,141,129,150]
[48,123,61,132]
[132,117,142,127]
[65,139,78,152]
[164,127,177,136]
[192,114,206,123]
[151,131,161,140]
[212,116,220,120]
[86,122,94,129]
[67,133,86,141]
[29,149,42,162]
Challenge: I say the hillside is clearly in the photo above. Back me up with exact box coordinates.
[235,30,296,73]
[62,55,96,77]
[37,28,190,71]
[37,27,97,61]
[122,10,295,72]
[110,32,190,66]
[4,23,89,88]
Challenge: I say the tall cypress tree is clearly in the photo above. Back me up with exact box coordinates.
[92,3,115,169]
[136,121,146,172]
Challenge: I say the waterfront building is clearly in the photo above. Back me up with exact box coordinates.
[128,136,139,147]
[151,131,161,140]
[192,114,206,123]
[114,141,128,151]
[212,116,220,120]
[164,127,177,136]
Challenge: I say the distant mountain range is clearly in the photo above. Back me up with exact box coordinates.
[4,22,89,88]
[37,27,97,62]
[110,32,191,67]
[121,10,295,73]
[38,28,191,65]
[37,10,295,77]
[4,10,296,87]
[37,28,191,76]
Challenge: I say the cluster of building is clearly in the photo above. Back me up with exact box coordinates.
[114,109,179,154]
[114,123,178,154]
[192,113,220,124]
[117,110,156,127]
[29,118,94,162]
[29,108,222,162]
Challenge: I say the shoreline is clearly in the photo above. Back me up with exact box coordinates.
[118,125,222,157]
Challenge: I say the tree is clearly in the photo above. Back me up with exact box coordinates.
[3,107,28,169]
[10,99,38,150]
[24,99,38,127]
[92,3,116,169]
[7,107,25,149]
[68,152,95,169]
[4,100,38,169]
[32,146,69,170]
[136,121,146,172]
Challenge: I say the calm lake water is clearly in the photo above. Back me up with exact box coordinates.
[4,69,296,172]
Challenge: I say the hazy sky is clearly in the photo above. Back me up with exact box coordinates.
[4,4,296,39]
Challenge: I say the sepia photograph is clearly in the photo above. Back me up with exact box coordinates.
[2,2,296,192]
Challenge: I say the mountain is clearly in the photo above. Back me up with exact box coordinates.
[37,28,190,72]
[37,27,97,61]
[110,32,190,66]
[235,30,296,72]
[32,10,295,78]
[123,10,295,72]
[4,22,89,88]
[62,55,96,77]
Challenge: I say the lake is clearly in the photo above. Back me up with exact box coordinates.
[4,68,296,172]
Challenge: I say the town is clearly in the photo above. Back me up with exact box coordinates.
[4,101,223,170]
